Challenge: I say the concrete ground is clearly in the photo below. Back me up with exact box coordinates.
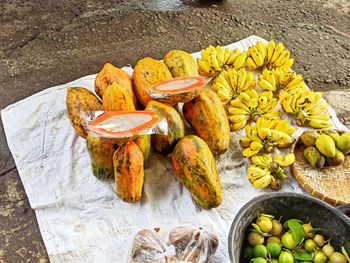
[0,0,349,261]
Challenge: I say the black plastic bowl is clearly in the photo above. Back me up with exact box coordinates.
[228,192,350,263]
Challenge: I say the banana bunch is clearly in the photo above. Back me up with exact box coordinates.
[197,45,247,77]
[247,153,295,189]
[210,67,256,105]
[257,68,305,95]
[279,88,332,129]
[240,117,296,157]
[227,90,279,131]
[246,40,294,72]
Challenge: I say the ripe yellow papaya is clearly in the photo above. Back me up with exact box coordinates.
[172,135,222,210]
[66,87,104,139]
[132,57,172,107]
[163,50,199,77]
[102,82,135,111]
[95,63,137,106]
[113,141,144,203]
[183,89,230,155]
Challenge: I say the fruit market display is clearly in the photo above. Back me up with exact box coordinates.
[242,213,350,263]
[300,129,350,169]
[66,38,340,207]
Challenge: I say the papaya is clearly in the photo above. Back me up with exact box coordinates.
[132,57,172,107]
[183,89,230,155]
[66,87,104,139]
[95,63,137,106]
[163,50,199,78]
[113,141,144,203]
[102,82,135,111]
[86,133,117,180]
[134,134,151,161]
[172,135,222,210]
[145,100,185,154]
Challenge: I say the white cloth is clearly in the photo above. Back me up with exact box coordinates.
[1,36,348,263]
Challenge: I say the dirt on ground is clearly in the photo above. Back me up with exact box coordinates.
[0,0,349,261]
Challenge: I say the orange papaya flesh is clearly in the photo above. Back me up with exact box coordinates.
[87,111,159,144]
[148,76,205,104]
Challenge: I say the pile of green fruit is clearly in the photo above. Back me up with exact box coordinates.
[243,213,349,263]
[301,129,350,169]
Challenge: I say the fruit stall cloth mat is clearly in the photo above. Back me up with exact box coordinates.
[1,35,348,263]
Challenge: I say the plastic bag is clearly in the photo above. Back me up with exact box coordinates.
[129,225,218,263]
[81,111,168,144]
[130,229,177,263]
[147,76,206,104]
[169,224,218,263]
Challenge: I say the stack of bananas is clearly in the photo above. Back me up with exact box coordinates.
[246,40,294,72]
[197,45,247,77]
[279,88,331,128]
[247,153,295,189]
[227,90,279,131]
[239,117,296,157]
[257,68,305,95]
[210,67,256,105]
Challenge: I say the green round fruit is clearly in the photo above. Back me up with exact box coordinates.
[248,231,264,246]
[266,236,281,244]
[257,216,273,233]
[313,234,325,247]
[281,232,297,250]
[279,251,294,263]
[254,244,268,258]
[267,242,282,258]
[244,246,254,259]
[322,244,334,259]
[304,239,318,252]
[271,259,279,263]
[253,257,268,263]
[270,219,283,236]
[330,252,347,263]
[314,251,327,263]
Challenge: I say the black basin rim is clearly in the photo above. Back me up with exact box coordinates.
[227,192,350,262]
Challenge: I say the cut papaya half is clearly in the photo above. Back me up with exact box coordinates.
[87,111,160,143]
[148,76,206,104]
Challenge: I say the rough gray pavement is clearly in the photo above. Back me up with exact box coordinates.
[0,0,349,261]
